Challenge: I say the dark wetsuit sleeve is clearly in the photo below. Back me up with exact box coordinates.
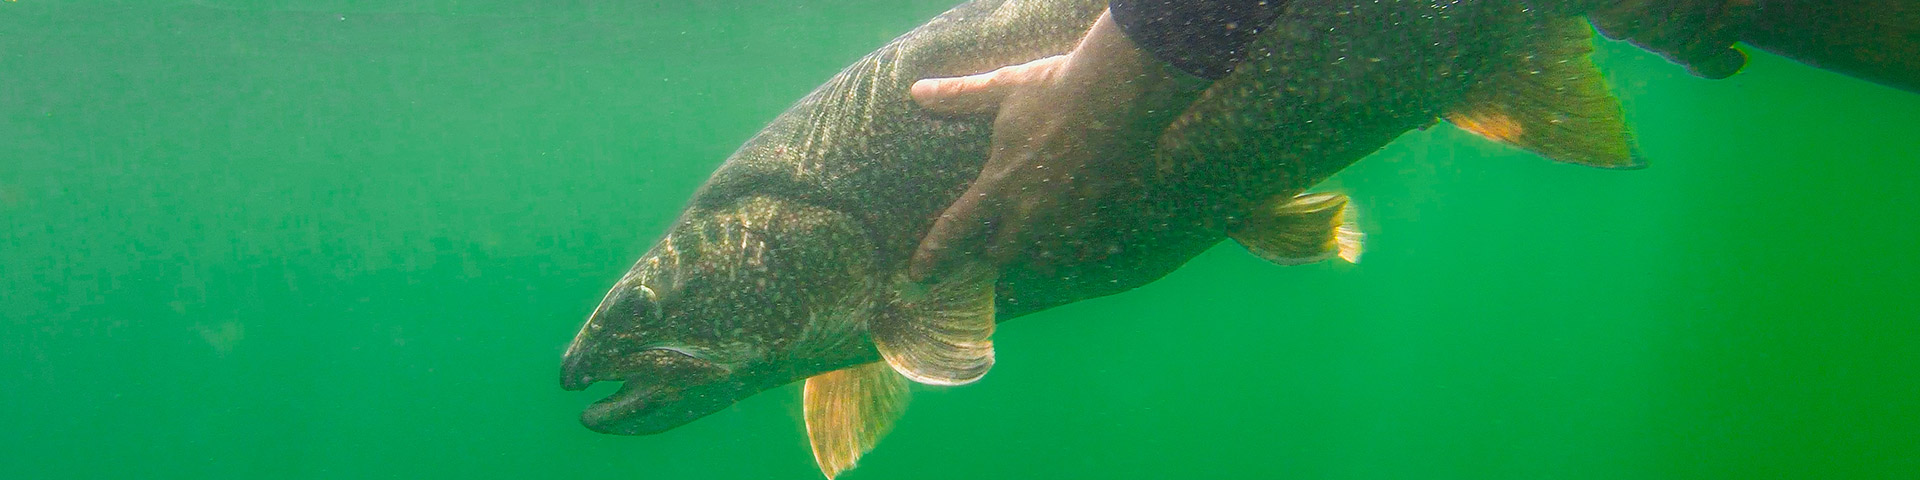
[1108,0,1286,79]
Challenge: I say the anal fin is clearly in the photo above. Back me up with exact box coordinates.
[1231,192,1364,266]
[804,361,910,480]
[872,266,996,386]
[1446,17,1642,169]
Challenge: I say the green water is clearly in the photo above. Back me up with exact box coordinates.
[5,1,1919,478]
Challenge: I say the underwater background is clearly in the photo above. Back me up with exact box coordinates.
[5,1,1919,478]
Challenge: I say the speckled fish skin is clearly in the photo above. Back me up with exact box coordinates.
[561,0,1559,435]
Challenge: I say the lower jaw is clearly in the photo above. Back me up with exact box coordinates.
[580,382,660,435]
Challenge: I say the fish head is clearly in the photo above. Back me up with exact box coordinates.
[559,271,748,435]
[561,198,877,435]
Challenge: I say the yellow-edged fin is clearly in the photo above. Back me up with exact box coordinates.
[1231,192,1364,265]
[1445,17,1642,169]
[871,266,995,386]
[804,361,910,480]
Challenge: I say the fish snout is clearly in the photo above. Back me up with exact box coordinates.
[561,311,607,391]
[560,348,596,391]
[562,284,634,391]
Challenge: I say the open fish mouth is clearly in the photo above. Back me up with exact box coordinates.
[575,378,668,435]
[570,375,751,436]
[560,347,681,435]
[561,347,746,436]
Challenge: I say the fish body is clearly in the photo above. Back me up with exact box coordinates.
[560,0,1914,476]
[691,0,1555,320]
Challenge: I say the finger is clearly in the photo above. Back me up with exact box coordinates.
[909,75,1009,115]
[984,199,1046,268]
[909,55,1067,114]
[983,214,1027,269]
[910,184,1002,282]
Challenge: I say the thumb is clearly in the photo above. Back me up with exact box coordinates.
[910,54,1067,114]
[910,182,1003,282]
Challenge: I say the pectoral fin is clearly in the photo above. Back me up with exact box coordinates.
[1231,192,1364,265]
[871,267,996,386]
[804,361,910,480]
[1446,17,1641,169]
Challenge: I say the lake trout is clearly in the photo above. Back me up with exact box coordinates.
[559,0,1917,477]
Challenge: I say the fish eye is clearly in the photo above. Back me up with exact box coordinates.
[627,284,664,319]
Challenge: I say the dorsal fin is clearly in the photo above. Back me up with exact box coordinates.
[871,266,996,386]
[804,361,910,480]
[1446,17,1642,169]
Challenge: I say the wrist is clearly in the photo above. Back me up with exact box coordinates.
[1061,11,1211,138]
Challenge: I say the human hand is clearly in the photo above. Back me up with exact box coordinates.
[906,10,1208,282]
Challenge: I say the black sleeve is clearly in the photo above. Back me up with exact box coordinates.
[1109,0,1286,80]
